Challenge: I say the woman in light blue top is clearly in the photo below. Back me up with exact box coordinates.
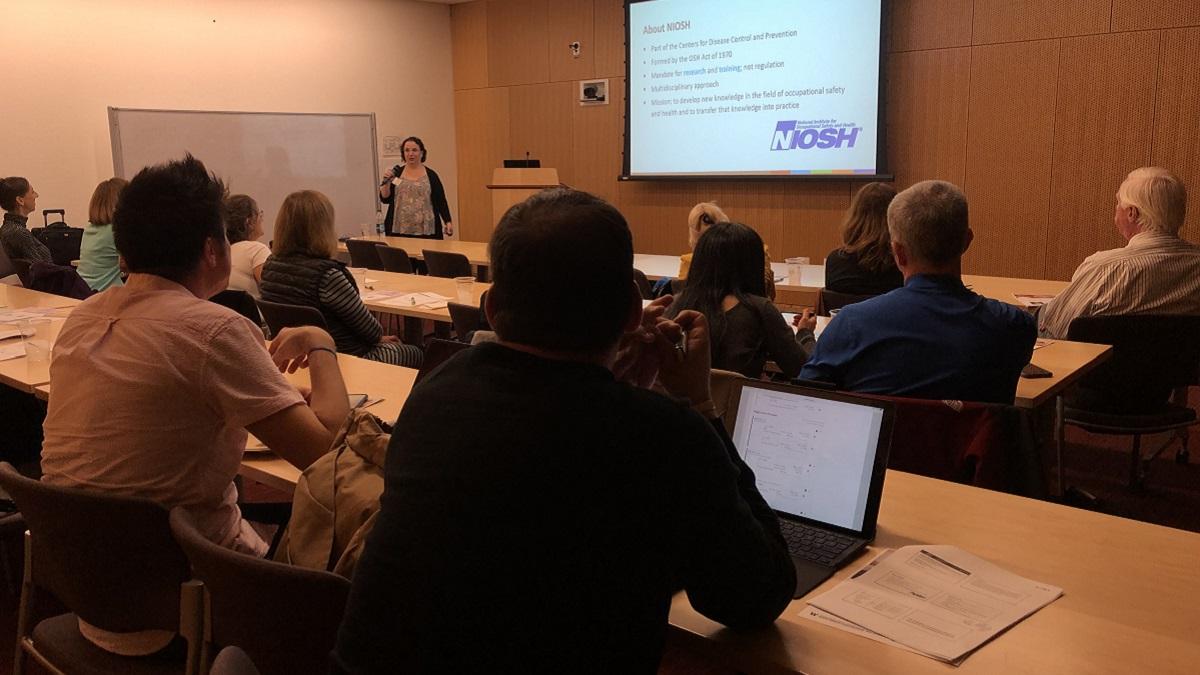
[78,177,128,291]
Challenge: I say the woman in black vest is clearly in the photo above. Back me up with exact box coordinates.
[261,190,422,367]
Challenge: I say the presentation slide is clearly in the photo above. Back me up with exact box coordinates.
[625,0,884,178]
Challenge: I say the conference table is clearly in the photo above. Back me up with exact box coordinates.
[238,353,417,493]
[231,359,1200,674]
[667,468,1200,674]
[339,239,1073,311]
[0,286,76,394]
[8,282,1183,672]
[356,270,491,322]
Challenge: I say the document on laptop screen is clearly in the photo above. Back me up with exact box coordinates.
[731,387,884,530]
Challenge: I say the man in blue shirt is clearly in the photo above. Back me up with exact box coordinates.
[800,180,1036,404]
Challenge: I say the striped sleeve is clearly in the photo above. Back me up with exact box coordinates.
[318,268,383,345]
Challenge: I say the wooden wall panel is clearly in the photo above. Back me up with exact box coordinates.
[509,82,576,186]
[455,87,511,241]
[451,1,488,90]
[456,1,1200,283]
[593,0,625,79]
[768,182,854,263]
[572,77,624,204]
[972,0,1110,44]
[486,0,548,86]
[1153,28,1200,242]
[963,40,1059,279]
[1112,1,1200,31]
[1046,31,1159,279]
[548,0,595,83]
[618,181,698,255]
[888,0,972,52]
[885,48,971,190]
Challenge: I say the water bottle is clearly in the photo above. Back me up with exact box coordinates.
[375,211,385,236]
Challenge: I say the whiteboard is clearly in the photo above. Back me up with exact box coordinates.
[109,107,380,242]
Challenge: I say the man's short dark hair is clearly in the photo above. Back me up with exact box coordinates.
[0,177,30,212]
[113,154,226,283]
[488,188,634,354]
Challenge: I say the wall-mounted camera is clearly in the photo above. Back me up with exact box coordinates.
[579,79,609,106]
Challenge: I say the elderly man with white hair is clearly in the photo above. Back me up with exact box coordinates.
[799,179,1036,404]
[1039,168,1200,338]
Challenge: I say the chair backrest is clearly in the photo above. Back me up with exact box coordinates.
[344,238,385,270]
[853,396,1044,497]
[210,647,262,675]
[710,369,745,434]
[12,258,32,287]
[817,288,876,316]
[0,242,15,279]
[422,249,471,278]
[632,268,653,300]
[1067,314,1200,411]
[375,244,414,273]
[0,462,190,633]
[447,301,484,341]
[169,508,350,675]
[256,299,328,337]
[31,226,84,266]
[27,261,95,299]
[415,338,472,383]
[211,289,262,325]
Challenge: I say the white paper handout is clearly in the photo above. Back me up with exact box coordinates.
[806,545,1062,663]
[1013,293,1056,308]
[377,292,451,309]
[0,343,26,361]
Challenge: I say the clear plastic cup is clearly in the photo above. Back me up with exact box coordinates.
[454,276,475,304]
[785,256,810,284]
[349,267,368,288]
[21,318,52,364]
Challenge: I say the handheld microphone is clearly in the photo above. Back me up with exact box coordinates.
[380,166,401,187]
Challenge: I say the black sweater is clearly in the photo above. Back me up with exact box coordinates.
[333,343,795,674]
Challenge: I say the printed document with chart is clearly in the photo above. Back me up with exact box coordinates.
[806,545,1062,663]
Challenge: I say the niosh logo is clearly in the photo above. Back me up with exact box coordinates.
[770,121,861,150]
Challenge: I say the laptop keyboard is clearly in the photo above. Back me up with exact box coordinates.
[778,520,858,565]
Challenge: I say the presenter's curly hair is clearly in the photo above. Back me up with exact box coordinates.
[113,154,226,283]
[489,188,635,354]
[400,136,427,162]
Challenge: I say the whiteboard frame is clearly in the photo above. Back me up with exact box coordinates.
[108,105,380,216]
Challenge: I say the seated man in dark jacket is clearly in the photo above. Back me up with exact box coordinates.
[333,188,795,674]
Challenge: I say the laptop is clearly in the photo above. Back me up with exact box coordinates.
[727,380,894,598]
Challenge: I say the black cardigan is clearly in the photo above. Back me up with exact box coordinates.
[379,166,453,239]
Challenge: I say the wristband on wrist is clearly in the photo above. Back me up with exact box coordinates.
[691,399,718,418]
[307,346,337,358]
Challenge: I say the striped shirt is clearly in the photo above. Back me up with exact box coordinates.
[1039,231,1200,338]
[318,269,422,367]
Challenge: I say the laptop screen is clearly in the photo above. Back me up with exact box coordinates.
[730,382,889,532]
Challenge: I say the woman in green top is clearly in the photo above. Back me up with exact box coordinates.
[78,177,128,291]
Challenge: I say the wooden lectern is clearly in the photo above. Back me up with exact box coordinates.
[486,168,559,225]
